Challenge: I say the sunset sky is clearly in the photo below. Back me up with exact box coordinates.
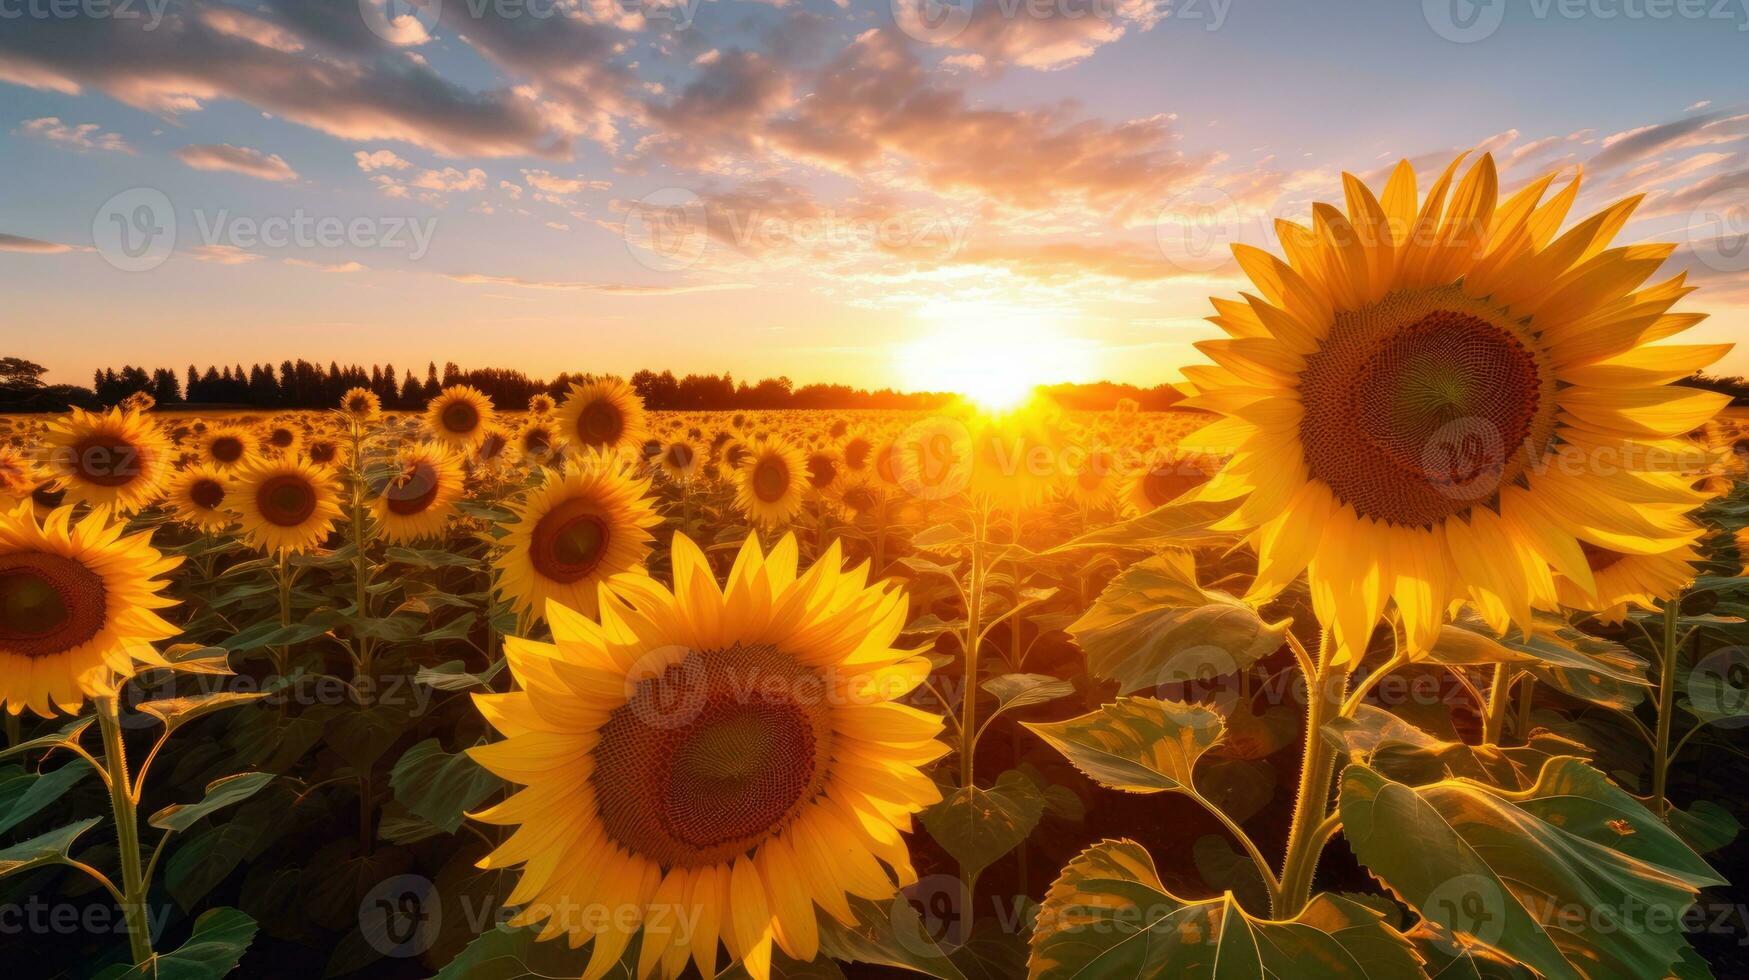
[1,0,1746,392]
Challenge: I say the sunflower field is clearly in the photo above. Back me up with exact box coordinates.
[5,156,1749,979]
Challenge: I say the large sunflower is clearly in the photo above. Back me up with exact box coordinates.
[165,464,237,532]
[494,453,661,622]
[468,532,947,980]
[426,385,497,451]
[371,442,466,544]
[39,407,173,515]
[0,502,181,717]
[557,379,649,462]
[736,437,807,529]
[1556,534,1703,625]
[1181,154,1730,661]
[232,456,344,555]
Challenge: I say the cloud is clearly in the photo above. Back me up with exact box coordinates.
[0,8,570,158]
[14,116,134,154]
[0,233,75,254]
[446,273,753,295]
[894,0,1143,72]
[175,143,298,181]
[189,244,262,265]
[284,257,366,273]
[1591,110,1749,171]
[946,241,1200,281]
[355,149,412,172]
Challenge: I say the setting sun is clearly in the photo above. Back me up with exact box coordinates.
[897,303,1093,411]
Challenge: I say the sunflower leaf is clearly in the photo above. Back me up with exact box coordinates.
[389,738,502,834]
[1028,839,1421,979]
[150,771,276,832]
[434,923,635,979]
[138,692,271,733]
[1066,552,1286,696]
[0,759,92,836]
[1340,757,1718,980]
[1023,696,1224,795]
[101,907,258,980]
[0,817,102,880]
[813,895,969,980]
[920,770,1044,881]
[0,716,94,761]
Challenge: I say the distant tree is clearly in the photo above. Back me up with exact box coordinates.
[0,357,49,390]
[401,370,422,406]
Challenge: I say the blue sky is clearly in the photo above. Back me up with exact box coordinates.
[1,0,1745,390]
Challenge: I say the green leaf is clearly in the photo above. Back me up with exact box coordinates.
[1448,613,1648,710]
[0,759,92,835]
[166,818,265,910]
[107,907,257,980]
[1192,834,1270,915]
[385,546,481,568]
[1667,799,1740,855]
[150,772,276,832]
[1024,696,1224,794]
[389,739,503,834]
[1323,704,1590,790]
[434,924,636,979]
[415,658,505,692]
[815,895,969,980]
[920,770,1044,881]
[0,716,93,760]
[138,692,270,733]
[980,674,1074,724]
[1046,499,1239,554]
[143,644,237,676]
[0,818,102,879]
[1340,758,1718,980]
[1028,839,1422,979]
[1067,552,1286,695]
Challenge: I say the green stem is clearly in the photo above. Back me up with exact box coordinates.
[1652,594,1682,817]
[960,503,989,791]
[1276,633,1347,918]
[275,551,292,714]
[97,699,153,966]
[1481,663,1512,745]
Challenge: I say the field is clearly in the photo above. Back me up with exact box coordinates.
[1,381,1747,980]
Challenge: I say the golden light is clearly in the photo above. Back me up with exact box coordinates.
[897,303,1092,412]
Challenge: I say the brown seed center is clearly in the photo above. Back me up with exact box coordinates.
[189,478,226,511]
[256,474,318,527]
[753,458,790,503]
[210,436,244,463]
[578,401,623,446]
[0,552,107,658]
[441,401,480,435]
[530,499,611,583]
[385,461,441,516]
[70,436,141,487]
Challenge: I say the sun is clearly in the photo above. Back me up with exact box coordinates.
[897,304,1090,412]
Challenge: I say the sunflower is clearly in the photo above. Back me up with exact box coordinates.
[1180,153,1730,661]
[231,456,344,556]
[963,413,1063,513]
[1066,444,1121,511]
[839,431,874,477]
[468,532,946,980]
[427,385,497,450]
[305,435,346,468]
[528,392,556,416]
[802,449,841,496]
[472,425,514,471]
[39,407,173,515]
[372,442,466,544]
[494,453,661,622]
[197,424,258,471]
[1556,535,1702,624]
[557,379,649,462]
[658,439,703,485]
[341,386,382,423]
[165,464,236,532]
[263,421,301,456]
[517,418,567,468]
[0,502,181,717]
[0,446,33,501]
[736,437,808,529]
[1122,450,1212,517]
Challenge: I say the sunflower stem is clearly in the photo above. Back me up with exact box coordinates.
[1652,593,1682,817]
[1276,630,1347,918]
[1482,663,1512,745]
[96,697,154,967]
